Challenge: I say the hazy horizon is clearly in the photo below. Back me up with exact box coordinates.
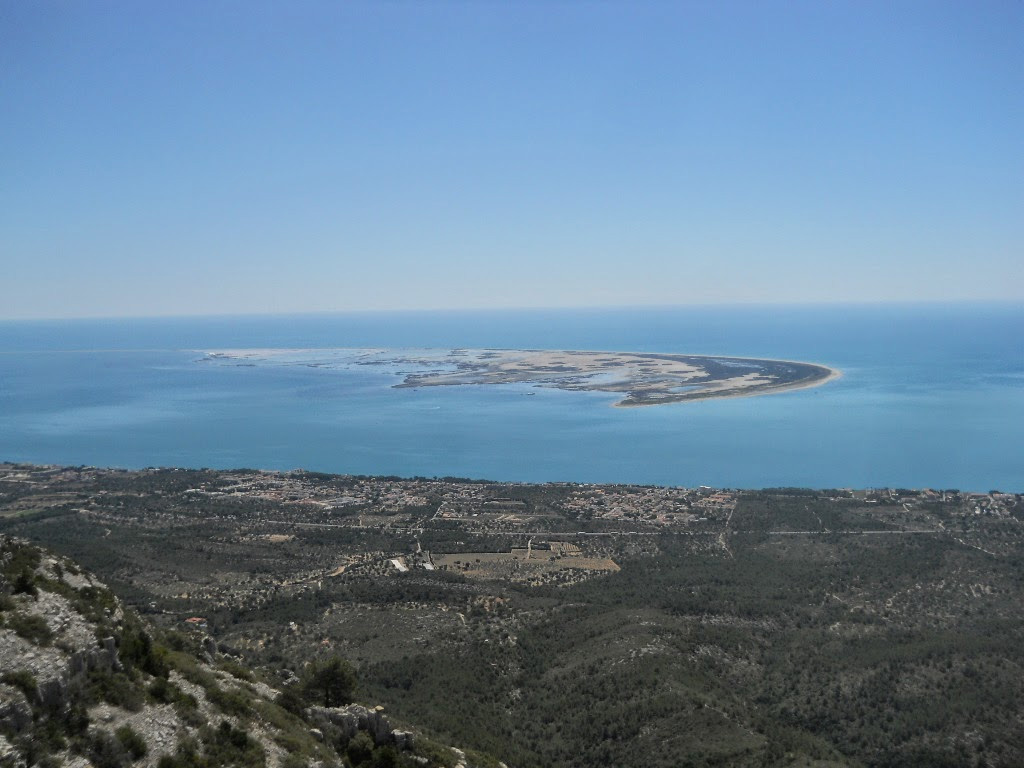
[3,297,1023,325]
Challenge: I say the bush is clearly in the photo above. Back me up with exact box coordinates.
[201,721,265,768]
[346,732,374,766]
[254,698,317,748]
[368,746,399,768]
[156,738,203,768]
[120,623,170,677]
[74,586,119,625]
[5,611,52,645]
[219,658,254,682]
[12,568,38,596]
[412,738,458,768]
[1,669,38,700]
[274,685,307,716]
[0,541,41,581]
[81,669,145,712]
[88,730,131,768]
[148,676,176,703]
[115,724,148,760]
[207,683,253,717]
[166,650,217,689]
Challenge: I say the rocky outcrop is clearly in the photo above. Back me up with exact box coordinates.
[306,703,415,749]
[1,535,501,768]
[68,636,122,676]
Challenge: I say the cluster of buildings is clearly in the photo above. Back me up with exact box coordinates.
[560,485,735,526]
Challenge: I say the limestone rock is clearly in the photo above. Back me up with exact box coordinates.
[306,703,415,749]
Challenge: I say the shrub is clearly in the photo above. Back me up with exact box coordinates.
[219,658,254,682]
[148,676,176,703]
[5,611,52,645]
[253,697,330,764]
[200,721,265,768]
[82,669,145,712]
[120,623,170,677]
[88,730,131,768]
[1,669,38,700]
[115,724,148,760]
[346,732,374,766]
[412,738,458,768]
[12,568,38,596]
[368,745,399,768]
[156,738,202,768]
[75,586,119,625]
[207,682,253,718]
[166,650,217,689]
[274,685,307,716]
[0,541,41,581]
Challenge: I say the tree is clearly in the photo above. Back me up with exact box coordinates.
[303,656,357,708]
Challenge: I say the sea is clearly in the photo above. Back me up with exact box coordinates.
[1,303,1021,492]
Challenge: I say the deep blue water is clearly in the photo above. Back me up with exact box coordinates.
[1,304,1021,491]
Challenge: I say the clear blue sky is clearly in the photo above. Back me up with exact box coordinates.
[2,0,1021,318]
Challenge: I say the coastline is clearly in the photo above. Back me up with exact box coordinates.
[203,347,843,409]
[611,364,842,408]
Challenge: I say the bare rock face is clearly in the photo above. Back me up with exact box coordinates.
[0,631,66,693]
[68,636,121,677]
[0,549,123,720]
[307,703,360,741]
[306,703,416,749]
[36,676,66,712]
[34,589,97,650]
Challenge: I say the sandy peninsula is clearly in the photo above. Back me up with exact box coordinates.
[203,347,840,407]
[390,348,840,407]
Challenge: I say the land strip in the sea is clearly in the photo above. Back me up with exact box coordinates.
[202,348,839,406]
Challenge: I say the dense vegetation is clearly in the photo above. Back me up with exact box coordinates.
[3,464,1023,767]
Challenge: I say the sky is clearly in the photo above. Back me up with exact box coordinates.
[1,1,1021,319]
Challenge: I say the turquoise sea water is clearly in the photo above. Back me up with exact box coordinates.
[1,304,1021,490]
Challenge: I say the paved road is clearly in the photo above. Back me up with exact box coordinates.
[262,520,942,537]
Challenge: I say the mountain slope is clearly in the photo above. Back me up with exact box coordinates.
[0,535,501,768]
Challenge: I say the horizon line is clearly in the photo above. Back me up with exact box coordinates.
[2,298,1022,324]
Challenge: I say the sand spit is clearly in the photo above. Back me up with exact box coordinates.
[202,347,839,408]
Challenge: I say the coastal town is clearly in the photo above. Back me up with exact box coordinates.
[3,462,1024,767]
[1,463,1019,599]
[2,462,1018,538]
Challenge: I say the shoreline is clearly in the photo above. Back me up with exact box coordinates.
[203,347,843,409]
[612,364,843,408]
